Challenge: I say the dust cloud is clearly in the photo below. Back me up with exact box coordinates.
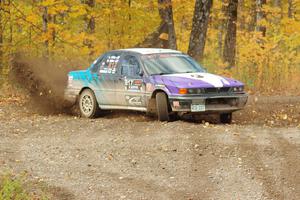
[10,53,82,114]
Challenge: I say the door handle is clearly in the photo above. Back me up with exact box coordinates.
[118,76,125,81]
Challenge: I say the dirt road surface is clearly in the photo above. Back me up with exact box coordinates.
[0,96,299,200]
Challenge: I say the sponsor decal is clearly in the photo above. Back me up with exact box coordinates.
[146,83,155,92]
[133,80,142,85]
[126,95,142,106]
[142,54,188,60]
[155,84,165,89]
[173,101,180,108]
[191,74,204,79]
[125,78,143,91]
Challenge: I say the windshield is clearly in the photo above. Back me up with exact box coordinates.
[141,53,205,75]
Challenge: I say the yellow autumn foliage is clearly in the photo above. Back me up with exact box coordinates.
[0,0,299,94]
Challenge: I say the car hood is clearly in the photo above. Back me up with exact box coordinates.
[153,72,243,88]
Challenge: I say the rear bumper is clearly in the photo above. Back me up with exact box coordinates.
[64,88,80,104]
[169,93,248,113]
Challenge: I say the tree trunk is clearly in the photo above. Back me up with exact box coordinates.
[274,0,280,6]
[84,0,95,33]
[82,0,95,57]
[0,0,3,79]
[218,0,226,57]
[223,0,238,66]
[158,0,177,49]
[128,0,132,39]
[42,6,49,58]
[273,0,282,19]
[49,14,56,58]
[239,0,246,30]
[288,0,294,18]
[136,0,177,49]
[187,0,213,60]
[8,0,12,44]
[248,1,257,31]
[256,0,266,37]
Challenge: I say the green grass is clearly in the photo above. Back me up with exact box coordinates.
[0,173,48,200]
[0,174,29,200]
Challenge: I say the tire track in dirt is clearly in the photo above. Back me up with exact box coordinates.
[0,121,76,200]
[231,127,300,200]
[205,126,266,199]
[1,102,299,199]
[16,118,217,199]
[205,125,299,200]
[236,139,283,199]
[269,130,300,199]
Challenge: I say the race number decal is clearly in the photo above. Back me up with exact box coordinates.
[99,55,120,74]
[125,78,143,91]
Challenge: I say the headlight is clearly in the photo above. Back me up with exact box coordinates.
[233,86,244,92]
[179,88,202,94]
[185,88,204,94]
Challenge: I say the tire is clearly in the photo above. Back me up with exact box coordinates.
[156,92,170,122]
[79,89,99,118]
[220,113,232,124]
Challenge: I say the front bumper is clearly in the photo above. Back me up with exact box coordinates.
[169,93,248,113]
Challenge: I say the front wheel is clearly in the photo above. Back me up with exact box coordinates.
[79,89,99,118]
[156,92,170,122]
[220,113,232,124]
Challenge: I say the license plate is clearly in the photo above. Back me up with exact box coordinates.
[191,104,206,112]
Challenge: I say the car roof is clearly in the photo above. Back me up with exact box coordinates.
[118,48,182,55]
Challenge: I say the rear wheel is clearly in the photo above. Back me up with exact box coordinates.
[220,113,232,124]
[156,92,170,122]
[79,89,99,118]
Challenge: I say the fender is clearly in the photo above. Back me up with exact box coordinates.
[150,84,171,98]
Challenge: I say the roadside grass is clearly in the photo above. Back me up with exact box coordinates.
[0,173,48,200]
[0,174,30,200]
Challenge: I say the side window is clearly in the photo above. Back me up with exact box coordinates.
[99,53,121,74]
[121,55,141,77]
[90,56,103,73]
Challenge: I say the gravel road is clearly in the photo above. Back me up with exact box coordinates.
[0,96,299,200]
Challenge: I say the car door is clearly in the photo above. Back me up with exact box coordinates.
[90,52,122,105]
[115,54,146,107]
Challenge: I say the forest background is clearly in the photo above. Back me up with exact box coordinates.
[0,0,299,94]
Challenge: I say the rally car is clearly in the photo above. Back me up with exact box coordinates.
[65,48,248,123]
